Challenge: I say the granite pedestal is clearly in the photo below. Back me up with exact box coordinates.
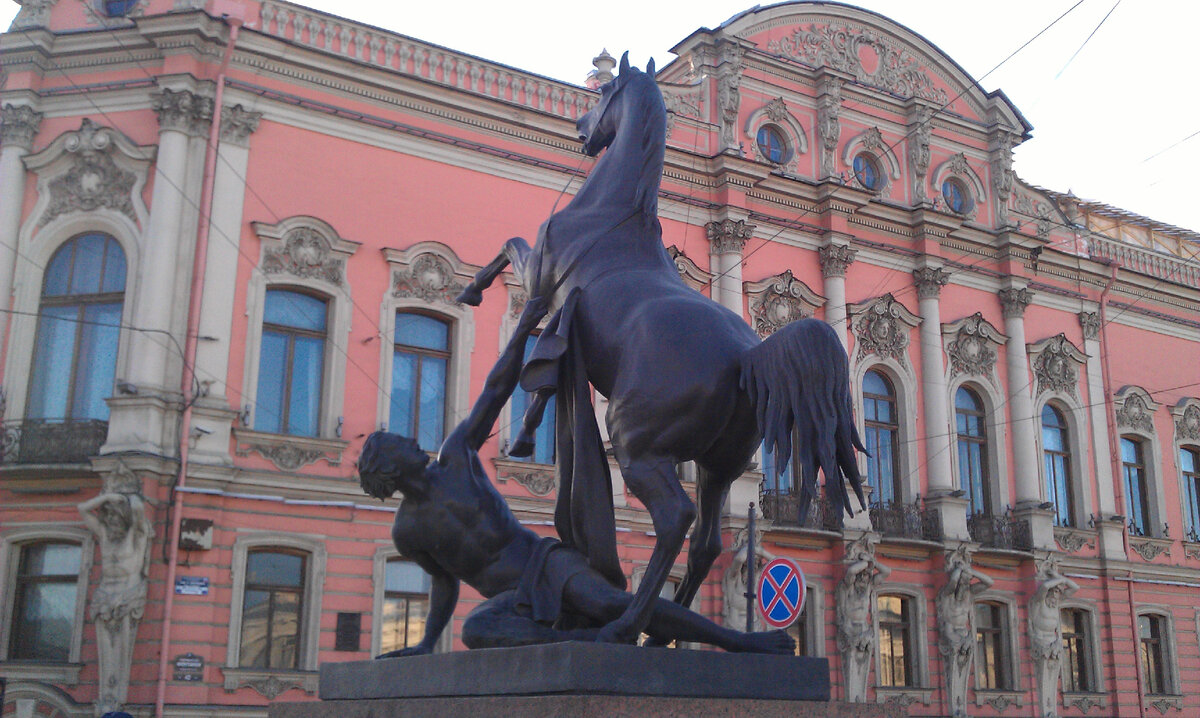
[267,643,902,718]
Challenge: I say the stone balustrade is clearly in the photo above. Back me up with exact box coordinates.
[1088,233,1200,290]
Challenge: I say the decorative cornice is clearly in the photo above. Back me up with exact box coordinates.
[1063,692,1106,713]
[1053,528,1095,554]
[1114,387,1160,435]
[744,270,824,338]
[912,266,950,300]
[706,219,755,254]
[1128,536,1171,562]
[496,461,555,496]
[392,252,466,304]
[255,217,360,287]
[232,429,346,471]
[1,104,44,150]
[31,119,148,227]
[151,88,214,136]
[1183,542,1200,561]
[1028,334,1086,398]
[818,243,857,278]
[1078,311,1101,341]
[220,104,263,146]
[221,667,318,699]
[998,287,1033,319]
[1149,696,1182,714]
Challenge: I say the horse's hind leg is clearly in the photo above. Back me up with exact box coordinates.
[673,464,730,608]
[598,451,696,645]
[509,388,552,458]
[455,236,532,306]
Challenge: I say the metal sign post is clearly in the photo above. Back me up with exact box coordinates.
[745,502,756,633]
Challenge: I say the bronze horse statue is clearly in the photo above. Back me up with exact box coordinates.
[457,53,865,644]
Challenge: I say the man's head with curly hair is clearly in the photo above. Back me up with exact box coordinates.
[358,432,430,500]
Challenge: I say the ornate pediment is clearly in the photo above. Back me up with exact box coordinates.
[764,23,948,104]
[1027,334,1087,399]
[254,217,361,287]
[23,119,155,231]
[1172,398,1200,443]
[383,242,481,306]
[743,270,824,338]
[848,294,921,365]
[942,312,1006,382]
[666,245,712,292]
[1114,386,1160,435]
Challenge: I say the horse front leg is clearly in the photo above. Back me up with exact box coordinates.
[597,451,695,645]
[454,236,532,306]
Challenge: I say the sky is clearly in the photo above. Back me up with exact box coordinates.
[4,0,1199,234]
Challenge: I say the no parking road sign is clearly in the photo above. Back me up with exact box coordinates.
[757,557,806,629]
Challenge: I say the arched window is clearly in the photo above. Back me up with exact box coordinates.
[1041,404,1074,527]
[255,289,328,436]
[756,125,788,164]
[391,312,451,449]
[9,541,82,661]
[28,233,126,422]
[974,601,1011,690]
[853,153,883,191]
[1181,446,1200,541]
[1121,437,1150,536]
[239,549,307,669]
[509,333,556,464]
[863,370,900,506]
[380,559,432,654]
[955,387,990,515]
[877,594,914,687]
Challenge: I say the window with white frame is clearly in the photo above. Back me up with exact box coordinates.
[509,333,556,464]
[380,559,432,655]
[863,369,900,506]
[877,594,914,687]
[974,601,1011,690]
[254,289,329,437]
[1121,436,1152,537]
[8,541,83,661]
[390,312,451,450]
[1137,613,1173,695]
[28,233,126,423]
[1181,446,1200,542]
[1061,607,1096,693]
[955,386,991,516]
[1041,404,1075,527]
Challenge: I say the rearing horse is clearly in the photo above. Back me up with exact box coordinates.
[458,53,865,644]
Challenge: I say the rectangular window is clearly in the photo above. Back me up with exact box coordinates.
[239,550,306,669]
[974,602,1010,690]
[391,313,450,450]
[11,542,82,661]
[254,290,327,437]
[877,594,913,687]
[1182,447,1200,541]
[1138,614,1168,695]
[1061,608,1093,692]
[788,588,812,656]
[1121,438,1150,536]
[509,334,556,464]
[380,560,432,655]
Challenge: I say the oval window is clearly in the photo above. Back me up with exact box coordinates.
[942,178,970,214]
[756,125,788,165]
[853,153,883,191]
[103,0,139,16]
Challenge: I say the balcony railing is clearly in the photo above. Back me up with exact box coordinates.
[0,419,108,465]
[967,508,1032,551]
[869,498,943,542]
[760,489,841,531]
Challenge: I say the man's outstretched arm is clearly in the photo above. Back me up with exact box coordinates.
[377,561,459,658]
[459,296,549,452]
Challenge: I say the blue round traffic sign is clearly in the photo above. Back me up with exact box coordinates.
[757,557,806,629]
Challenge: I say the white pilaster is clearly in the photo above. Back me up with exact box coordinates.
[0,105,42,359]
[705,218,752,315]
[818,241,856,350]
[914,266,953,494]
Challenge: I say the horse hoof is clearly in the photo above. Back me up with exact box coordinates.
[508,434,535,458]
[596,623,638,646]
[455,287,483,306]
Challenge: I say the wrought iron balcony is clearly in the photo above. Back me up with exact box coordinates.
[0,419,108,465]
[760,489,841,531]
[869,498,943,542]
[967,508,1032,551]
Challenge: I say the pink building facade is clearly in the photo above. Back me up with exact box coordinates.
[1,1,1199,716]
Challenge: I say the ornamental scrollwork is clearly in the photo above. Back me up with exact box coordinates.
[243,443,326,471]
[943,313,1005,380]
[39,119,140,227]
[705,219,754,255]
[263,228,345,285]
[818,243,857,278]
[1053,528,1094,554]
[1030,334,1086,399]
[912,266,949,300]
[998,287,1033,319]
[907,105,932,202]
[850,294,921,365]
[745,270,823,338]
[1115,390,1156,434]
[1174,401,1200,442]
[816,80,841,178]
[246,675,302,700]
[151,88,214,136]
[1,104,44,149]
[1065,694,1102,713]
[1128,537,1170,562]
[501,466,555,496]
[1078,311,1101,341]
[985,694,1016,711]
[766,23,948,103]
[392,253,465,305]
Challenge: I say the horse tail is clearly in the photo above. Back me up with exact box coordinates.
[739,318,867,526]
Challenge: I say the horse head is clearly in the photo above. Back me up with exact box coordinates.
[577,51,658,157]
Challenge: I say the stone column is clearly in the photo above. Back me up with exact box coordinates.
[916,267,968,540]
[0,104,43,367]
[189,105,262,466]
[705,219,752,315]
[126,88,212,392]
[1078,310,1122,555]
[1000,286,1054,548]
[818,241,856,349]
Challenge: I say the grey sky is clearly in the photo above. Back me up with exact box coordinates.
[4,0,1198,233]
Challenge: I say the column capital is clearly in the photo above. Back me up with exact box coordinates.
[818,243,857,278]
[998,286,1034,319]
[1,104,44,151]
[220,104,264,147]
[705,218,754,255]
[1078,311,1101,341]
[913,266,950,300]
[151,88,214,136]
